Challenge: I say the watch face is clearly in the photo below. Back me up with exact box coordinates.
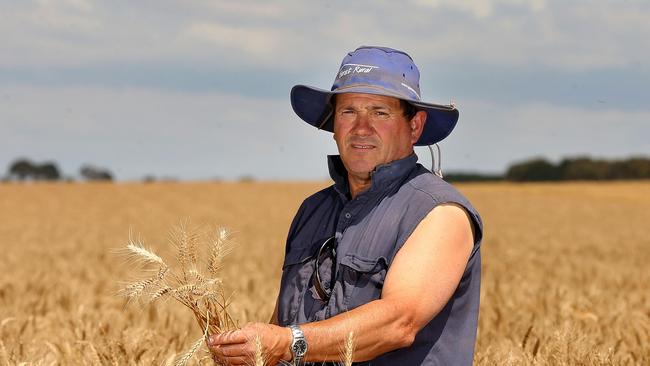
[292,339,307,355]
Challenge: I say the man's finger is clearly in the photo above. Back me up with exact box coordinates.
[215,343,252,357]
[208,330,248,346]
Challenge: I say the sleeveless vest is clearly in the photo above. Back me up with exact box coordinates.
[277,154,483,365]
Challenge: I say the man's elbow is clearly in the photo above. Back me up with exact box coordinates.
[379,299,435,350]
[392,319,418,349]
[385,304,421,349]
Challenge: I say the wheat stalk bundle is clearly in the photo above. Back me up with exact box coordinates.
[118,223,237,365]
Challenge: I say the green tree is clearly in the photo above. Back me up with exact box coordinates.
[506,158,561,181]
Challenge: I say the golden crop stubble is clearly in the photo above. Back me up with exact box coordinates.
[1,181,649,365]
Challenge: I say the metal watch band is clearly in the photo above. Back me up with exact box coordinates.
[289,325,308,365]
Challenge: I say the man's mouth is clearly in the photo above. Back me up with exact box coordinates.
[351,144,375,150]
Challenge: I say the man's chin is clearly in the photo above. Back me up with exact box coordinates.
[340,156,379,177]
[346,165,375,179]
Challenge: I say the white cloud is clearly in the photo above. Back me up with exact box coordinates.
[31,0,99,32]
[412,0,494,18]
[180,22,286,60]
[1,1,648,71]
[194,0,288,19]
[412,0,546,18]
[1,1,648,95]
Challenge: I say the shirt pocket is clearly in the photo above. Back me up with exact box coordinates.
[339,253,388,310]
[281,246,318,293]
[279,246,318,324]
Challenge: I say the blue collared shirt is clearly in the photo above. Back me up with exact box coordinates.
[278,154,483,365]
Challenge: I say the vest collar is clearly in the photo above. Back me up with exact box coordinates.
[327,154,419,199]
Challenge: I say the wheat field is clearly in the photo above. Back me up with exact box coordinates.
[0,181,648,365]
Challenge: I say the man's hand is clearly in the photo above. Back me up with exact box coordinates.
[208,323,292,365]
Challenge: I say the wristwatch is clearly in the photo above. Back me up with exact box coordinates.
[288,325,308,365]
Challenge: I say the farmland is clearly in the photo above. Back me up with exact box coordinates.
[0,181,649,365]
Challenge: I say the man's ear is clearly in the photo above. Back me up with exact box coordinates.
[410,110,427,144]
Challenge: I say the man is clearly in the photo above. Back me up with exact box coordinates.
[209,46,483,365]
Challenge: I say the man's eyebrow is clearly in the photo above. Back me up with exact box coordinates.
[336,104,394,111]
[335,105,354,113]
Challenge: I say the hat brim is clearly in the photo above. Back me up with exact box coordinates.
[291,84,459,146]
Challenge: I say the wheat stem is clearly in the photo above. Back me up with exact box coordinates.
[0,339,10,365]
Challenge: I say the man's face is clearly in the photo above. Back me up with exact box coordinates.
[333,93,426,180]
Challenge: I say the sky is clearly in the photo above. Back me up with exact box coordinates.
[1,0,649,181]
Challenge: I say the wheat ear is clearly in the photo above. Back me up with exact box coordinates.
[170,221,200,272]
[253,335,265,366]
[124,239,165,266]
[343,331,355,366]
[208,227,232,276]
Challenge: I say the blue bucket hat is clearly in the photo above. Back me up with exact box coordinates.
[290,46,459,146]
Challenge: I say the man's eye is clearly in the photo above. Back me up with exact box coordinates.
[341,110,355,115]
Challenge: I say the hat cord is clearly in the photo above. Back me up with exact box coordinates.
[428,144,443,179]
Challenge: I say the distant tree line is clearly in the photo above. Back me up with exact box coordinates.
[3,156,650,183]
[3,158,113,182]
[443,156,650,182]
[443,172,503,182]
[505,156,650,181]
[6,159,61,181]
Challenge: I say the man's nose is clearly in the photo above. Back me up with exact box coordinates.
[351,112,373,136]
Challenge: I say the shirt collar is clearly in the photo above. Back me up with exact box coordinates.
[327,153,419,199]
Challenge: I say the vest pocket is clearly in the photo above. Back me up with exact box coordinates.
[339,254,388,310]
[282,245,332,304]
